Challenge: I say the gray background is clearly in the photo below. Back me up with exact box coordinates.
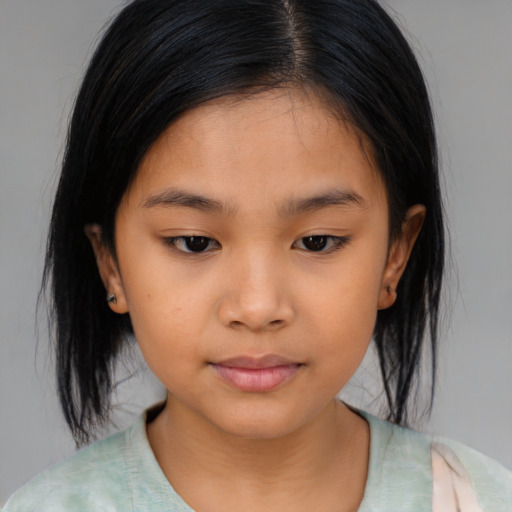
[1,0,511,504]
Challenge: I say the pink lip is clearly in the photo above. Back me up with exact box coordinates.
[210,355,302,392]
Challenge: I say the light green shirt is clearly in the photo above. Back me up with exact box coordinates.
[3,409,512,511]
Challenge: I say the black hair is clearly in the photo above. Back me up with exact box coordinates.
[43,0,444,445]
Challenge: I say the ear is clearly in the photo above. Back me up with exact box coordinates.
[378,204,426,310]
[84,224,129,314]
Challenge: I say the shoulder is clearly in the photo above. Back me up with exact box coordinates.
[435,435,512,509]
[358,409,512,511]
[2,428,131,512]
[2,408,187,512]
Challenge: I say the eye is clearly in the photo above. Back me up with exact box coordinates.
[294,235,350,253]
[165,236,220,253]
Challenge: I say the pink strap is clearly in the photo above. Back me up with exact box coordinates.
[431,442,483,512]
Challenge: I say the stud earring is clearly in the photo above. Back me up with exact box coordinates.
[107,293,117,304]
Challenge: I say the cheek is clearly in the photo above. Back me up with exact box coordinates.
[115,243,207,365]
[128,291,202,355]
[301,249,385,366]
[127,294,205,392]
[311,294,376,366]
[306,296,377,397]
[308,248,384,319]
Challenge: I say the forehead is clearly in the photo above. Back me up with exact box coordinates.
[125,88,386,211]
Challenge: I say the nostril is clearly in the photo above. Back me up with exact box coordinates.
[228,318,285,330]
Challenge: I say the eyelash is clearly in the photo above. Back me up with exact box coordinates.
[164,235,351,255]
[164,236,220,254]
[293,235,351,253]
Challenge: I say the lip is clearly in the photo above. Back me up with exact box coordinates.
[210,355,303,392]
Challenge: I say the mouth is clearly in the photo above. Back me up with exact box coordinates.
[209,355,303,392]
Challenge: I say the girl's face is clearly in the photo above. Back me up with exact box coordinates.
[91,88,423,439]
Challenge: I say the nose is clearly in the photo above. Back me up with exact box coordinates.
[217,250,295,332]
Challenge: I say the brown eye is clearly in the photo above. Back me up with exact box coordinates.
[294,235,351,254]
[302,236,328,251]
[183,236,210,252]
[166,236,219,253]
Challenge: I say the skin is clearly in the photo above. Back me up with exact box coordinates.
[86,88,425,512]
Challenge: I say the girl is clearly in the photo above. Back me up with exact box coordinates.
[3,0,511,510]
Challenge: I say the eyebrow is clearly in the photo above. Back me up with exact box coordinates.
[143,189,235,215]
[142,188,367,216]
[279,189,368,216]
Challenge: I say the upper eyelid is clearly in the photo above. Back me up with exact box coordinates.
[164,234,350,249]
[165,236,220,252]
[164,234,349,242]
[293,235,350,249]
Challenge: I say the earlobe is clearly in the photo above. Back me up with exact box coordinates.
[377,204,426,310]
[84,224,129,314]
[378,284,397,311]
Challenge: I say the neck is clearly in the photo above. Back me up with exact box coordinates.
[147,398,369,512]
